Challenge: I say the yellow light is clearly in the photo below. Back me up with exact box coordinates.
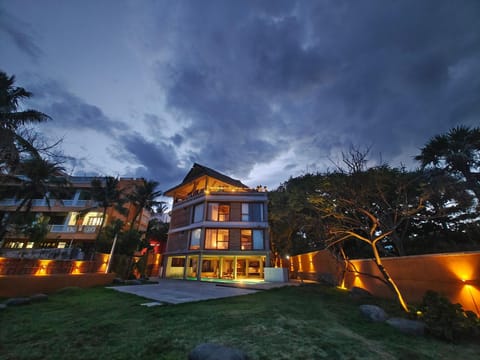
[35,260,51,276]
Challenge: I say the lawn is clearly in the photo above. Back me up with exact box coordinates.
[0,284,478,359]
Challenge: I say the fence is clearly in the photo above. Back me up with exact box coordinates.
[291,250,480,315]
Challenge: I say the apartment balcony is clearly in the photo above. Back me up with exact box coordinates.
[172,189,268,210]
[0,198,98,210]
[4,225,100,242]
[49,225,99,234]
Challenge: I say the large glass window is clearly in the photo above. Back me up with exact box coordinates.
[241,229,264,250]
[241,230,252,250]
[207,203,230,221]
[193,203,204,223]
[241,203,264,222]
[205,229,229,249]
[190,228,201,249]
[253,230,264,249]
[171,257,185,267]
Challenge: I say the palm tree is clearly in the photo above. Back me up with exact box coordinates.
[12,157,66,213]
[0,71,50,173]
[127,179,163,230]
[415,126,480,201]
[0,157,67,245]
[90,176,126,239]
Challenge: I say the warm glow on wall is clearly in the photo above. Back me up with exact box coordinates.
[352,273,365,288]
[35,260,52,276]
[459,283,480,315]
[446,260,475,283]
[71,261,84,275]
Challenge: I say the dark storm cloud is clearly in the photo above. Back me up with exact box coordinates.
[29,80,128,134]
[149,0,480,177]
[0,7,42,60]
[115,132,185,189]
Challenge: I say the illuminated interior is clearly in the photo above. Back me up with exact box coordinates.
[167,255,266,281]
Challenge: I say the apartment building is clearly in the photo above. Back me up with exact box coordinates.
[0,176,151,257]
[163,163,270,281]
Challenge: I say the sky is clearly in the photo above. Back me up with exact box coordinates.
[1,0,479,193]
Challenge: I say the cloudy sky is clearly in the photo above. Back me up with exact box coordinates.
[1,0,479,192]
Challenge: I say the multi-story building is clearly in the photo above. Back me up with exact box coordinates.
[0,176,151,258]
[163,163,270,281]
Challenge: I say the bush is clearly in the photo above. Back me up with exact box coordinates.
[419,290,480,342]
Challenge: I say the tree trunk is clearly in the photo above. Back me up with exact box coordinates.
[371,241,410,313]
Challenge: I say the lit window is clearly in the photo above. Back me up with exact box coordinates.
[83,212,104,226]
[241,229,264,250]
[207,203,230,221]
[241,230,252,250]
[205,229,229,249]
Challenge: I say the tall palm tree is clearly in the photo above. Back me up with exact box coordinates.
[0,71,50,173]
[127,179,163,230]
[415,126,480,201]
[90,176,126,239]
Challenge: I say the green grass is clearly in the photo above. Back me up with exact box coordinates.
[0,284,478,359]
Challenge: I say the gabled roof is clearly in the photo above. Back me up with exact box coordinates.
[164,163,248,195]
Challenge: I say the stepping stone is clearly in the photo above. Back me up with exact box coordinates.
[140,302,163,307]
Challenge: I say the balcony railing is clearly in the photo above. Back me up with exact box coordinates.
[49,225,99,233]
[0,198,97,208]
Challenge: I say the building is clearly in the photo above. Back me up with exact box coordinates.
[163,163,270,281]
[0,176,151,258]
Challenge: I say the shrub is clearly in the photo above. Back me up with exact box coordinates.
[419,290,480,342]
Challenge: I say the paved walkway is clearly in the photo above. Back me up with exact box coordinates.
[108,279,298,304]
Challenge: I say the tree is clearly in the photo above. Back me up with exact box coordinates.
[145,218,169,243]
[90,176,126,241]
[0,157,67,245]
[127,179,163,230]
[269,174,325,265]
[415,125,480,203]
[0,71,50,173]
[310,166,426,313]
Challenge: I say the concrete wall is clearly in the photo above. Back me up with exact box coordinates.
[291,250,480,315]
[0,273,116,298]
[0,253,115,298]
[0,253,109,276]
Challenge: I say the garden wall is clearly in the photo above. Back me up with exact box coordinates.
[291,250,480,315]
[0,273,116,297]
[0,253,113,298]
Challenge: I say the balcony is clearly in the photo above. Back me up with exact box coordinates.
[49,225,99,234]
[0,198,98,208]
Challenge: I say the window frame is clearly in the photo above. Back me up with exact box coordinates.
[207,202,230,222]
[189,228,201,250]
[205,229,230,250]
[241,203,264,222]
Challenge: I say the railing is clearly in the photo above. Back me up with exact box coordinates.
[49,225,98,233]
[0,247,84,260]
[0,198,98,208]
[49,225,77,233]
